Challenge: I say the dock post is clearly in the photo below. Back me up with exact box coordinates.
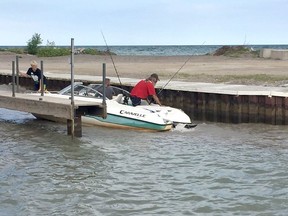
[70,38,75,138]
[74,113,82,137]
[102,63,107,118]
[66,38,83,138]
[12,61,15,97]
[40,60,44,96]
[67,112,82,137]
[67,119,72,135]
[16,56,19,93]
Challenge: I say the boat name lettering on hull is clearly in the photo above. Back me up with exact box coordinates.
[120,110,146,118]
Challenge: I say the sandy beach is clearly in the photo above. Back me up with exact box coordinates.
[1,52,288,86]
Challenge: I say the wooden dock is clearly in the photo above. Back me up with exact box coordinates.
[0,90,105,137]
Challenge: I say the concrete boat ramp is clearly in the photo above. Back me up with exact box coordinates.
[163,81,288,97]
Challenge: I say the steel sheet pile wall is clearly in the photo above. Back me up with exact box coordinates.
[160,89,288,125]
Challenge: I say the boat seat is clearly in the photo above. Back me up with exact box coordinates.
[113,94,123,103]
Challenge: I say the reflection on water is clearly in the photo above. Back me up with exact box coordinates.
[1,108,288,215]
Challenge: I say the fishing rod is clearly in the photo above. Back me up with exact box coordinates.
[158,41,206,95]
[101,31,130,104]
[157,55,193,95]
[101,31,123,88]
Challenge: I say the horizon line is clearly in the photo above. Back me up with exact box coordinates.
[1,43,288,47]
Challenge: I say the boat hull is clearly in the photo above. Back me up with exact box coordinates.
[84,114,172,131]
[33,113,173,132]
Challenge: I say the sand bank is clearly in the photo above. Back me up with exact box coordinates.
[1,53,288,86]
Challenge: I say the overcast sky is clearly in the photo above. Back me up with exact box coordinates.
[1,0,287,46]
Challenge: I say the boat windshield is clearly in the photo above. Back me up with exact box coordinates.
[58,83,131,100]
[58,83,104,98]
[88,84,131,97]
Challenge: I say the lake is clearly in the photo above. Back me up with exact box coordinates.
[0,108,288,215]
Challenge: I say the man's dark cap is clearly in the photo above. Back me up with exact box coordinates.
[150,73,160,81]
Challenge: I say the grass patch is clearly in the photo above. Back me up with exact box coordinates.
[37,47,70,57]
[0,48,26,54]
[0,46,116,57]
[215,74,288,83]
[173,73,288,86]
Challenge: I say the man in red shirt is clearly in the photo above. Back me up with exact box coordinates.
[130,73,162,106]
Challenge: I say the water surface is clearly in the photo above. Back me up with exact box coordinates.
[0,108,288,215]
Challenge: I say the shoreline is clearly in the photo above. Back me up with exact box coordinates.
[1,53,288,86]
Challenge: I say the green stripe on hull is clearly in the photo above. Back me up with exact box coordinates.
[86,114,171,131]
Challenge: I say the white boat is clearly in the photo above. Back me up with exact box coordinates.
[33,83,196,132]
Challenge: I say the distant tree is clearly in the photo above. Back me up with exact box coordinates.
[27,33,42,55]
[46,40,55,47]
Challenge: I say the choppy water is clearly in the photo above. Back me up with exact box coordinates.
[1,108,288,216]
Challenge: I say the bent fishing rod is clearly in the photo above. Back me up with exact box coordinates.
[101,31,123,88]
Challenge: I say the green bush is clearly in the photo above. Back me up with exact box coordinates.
[27,33,42,55]
[37,47,70,57]
[82,48,117,55]
[213,45,259,58]
[82,48,99,55]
